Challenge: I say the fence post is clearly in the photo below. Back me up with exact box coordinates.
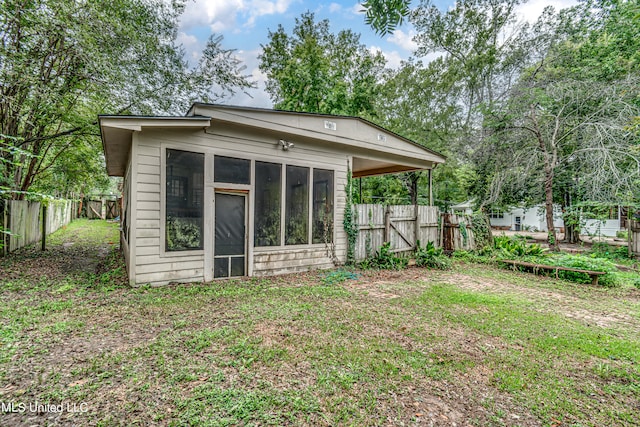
[384,205,391,243]
[414,204,420,249]
[0,199,6,257]
[41,203,47,251]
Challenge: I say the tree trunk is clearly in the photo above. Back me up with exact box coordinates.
[544,162,559,251]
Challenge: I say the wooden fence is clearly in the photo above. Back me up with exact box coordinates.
[0,199,77,255]
[353,204,475,260]
[630,220,640,259]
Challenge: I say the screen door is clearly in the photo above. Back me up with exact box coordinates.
[214,193,246,278]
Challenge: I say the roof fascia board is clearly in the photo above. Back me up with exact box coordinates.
[99,116,211,131]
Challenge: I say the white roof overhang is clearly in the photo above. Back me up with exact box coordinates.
[99,116,211,176]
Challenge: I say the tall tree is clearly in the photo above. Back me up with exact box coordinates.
[0,0,253,199]
[259,12,385,117]
[480,1,640,248]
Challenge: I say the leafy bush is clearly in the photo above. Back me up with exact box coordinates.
[415,241,451,270]
[359,242,407,270]
[470,213,492,248]
[634,278,640,289]
[590,242,632,260]
[616,230,628,239]
[493,235,546,258]
[542,254,620,287]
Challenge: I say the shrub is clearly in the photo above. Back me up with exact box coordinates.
[415,241,451,270]
[590,242,632,260]
[493,235,546,258]
[359,242,407,270]
[543,254,620,287]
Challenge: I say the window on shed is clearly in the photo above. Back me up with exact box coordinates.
[214,155,250,184]
[166,149,204,251]
[285,165,309,245]
[312,169,334,244]
[490,210,504,219]
[254,161,282,246]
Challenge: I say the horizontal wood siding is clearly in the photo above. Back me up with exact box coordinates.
[131,139,205,286]
[131,126,348,285]
[253,247,336,276]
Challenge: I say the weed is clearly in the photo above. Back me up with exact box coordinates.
[493,235,547,258]
[319,269,359,285]
[415,240,451,270]
[359,242,407,270]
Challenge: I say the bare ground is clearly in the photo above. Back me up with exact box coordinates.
[1,222,639,426]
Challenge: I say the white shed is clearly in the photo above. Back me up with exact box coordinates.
[100,104,445,285]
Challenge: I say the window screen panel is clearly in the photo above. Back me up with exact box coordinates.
[285,165,309,245]
[312,169,334,244]
[166,149,204,251]
[214,156,250,184]
[254,161,282,246]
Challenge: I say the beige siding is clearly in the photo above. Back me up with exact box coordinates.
[130,125,349,285]
[253,247,336,276]
[130,137,206,285]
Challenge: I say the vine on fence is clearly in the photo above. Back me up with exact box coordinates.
[470,212,491,249]
[343,166,358,265]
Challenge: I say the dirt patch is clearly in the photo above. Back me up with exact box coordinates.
[441,271,640,332]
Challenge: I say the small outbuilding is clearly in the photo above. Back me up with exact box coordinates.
[100,104,445,285]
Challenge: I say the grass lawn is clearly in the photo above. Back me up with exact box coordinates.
[1,219,639,426]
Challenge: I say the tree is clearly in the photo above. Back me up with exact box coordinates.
[259,12,386,117]
[478,0,640,248]
[361,0,411,35]
[487,76,639,250]
[0,0,253,199]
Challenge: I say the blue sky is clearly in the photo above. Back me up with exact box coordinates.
[177,0,577,107]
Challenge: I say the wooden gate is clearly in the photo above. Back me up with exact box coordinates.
[87,200,103,219]
[354,205,440,260]
[105,199,120,219]
[441,213,475,253]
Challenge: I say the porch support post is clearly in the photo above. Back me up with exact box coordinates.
[428,168,433,207]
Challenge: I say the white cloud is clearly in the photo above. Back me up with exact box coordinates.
[245,0,293,27]
[179,0,244,32]
[351,2,365,16]
[329,2,342,13]
[225,49,274,108]
[515,0,579,23]
[369,46,404,69]
[387,29,418,53]
[179,0,294,32]
[177,32,204,65]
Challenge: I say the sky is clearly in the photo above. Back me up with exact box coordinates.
[177,0,578,108]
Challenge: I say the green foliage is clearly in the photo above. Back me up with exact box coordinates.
[589,242,633,261]
[541,255,620,288]
[493,236,547,259]
[359,242,407,270]
[166,217,201,251]
[470,212,492,248]
[415,241,451,270]
[259,11,385,117]
[319,269,360,285]
[343,168,358,266]
[616,230,628,239]
[0,0,252,199]
[361,0,411,35]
